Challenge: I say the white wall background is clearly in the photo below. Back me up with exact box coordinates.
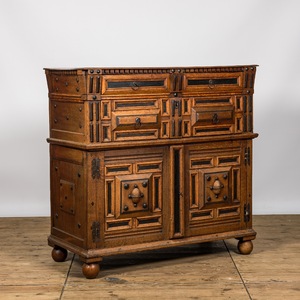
[0,0,299,216]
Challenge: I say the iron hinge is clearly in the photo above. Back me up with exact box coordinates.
[92,221,100,243]
[244,147,251,166]
[92,158,100,179]
[244,203,251,223]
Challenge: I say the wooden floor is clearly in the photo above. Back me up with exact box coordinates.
[0,216,299,299]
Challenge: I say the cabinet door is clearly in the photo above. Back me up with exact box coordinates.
[102,146,168,247]
[185,141,249,237]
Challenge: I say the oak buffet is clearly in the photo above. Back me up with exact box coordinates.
[45,65,258,279]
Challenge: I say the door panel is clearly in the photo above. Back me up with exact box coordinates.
[102,147,168,247]
[185,141,247,237]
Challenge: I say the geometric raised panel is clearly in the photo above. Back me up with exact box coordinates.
[204,171,230,205]
[198,168,231,209]
[115,174,152,218]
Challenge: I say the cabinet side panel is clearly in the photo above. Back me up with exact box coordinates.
[49,145,86,248]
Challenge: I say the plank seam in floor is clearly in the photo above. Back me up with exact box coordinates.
[224,240,252,300]
[59,254,75,300]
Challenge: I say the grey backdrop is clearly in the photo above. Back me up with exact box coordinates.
[1,0,299,216]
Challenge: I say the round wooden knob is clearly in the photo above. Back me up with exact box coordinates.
[131,187,142,204]
[211,179,222,195]
[238,240,253,255]
[82,263,100,279]
[51,246,68,262]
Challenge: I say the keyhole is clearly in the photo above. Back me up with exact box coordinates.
[212,113,219,124]
[135,117,141,127]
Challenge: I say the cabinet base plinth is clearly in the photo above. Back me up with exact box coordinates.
[49,230,256,278]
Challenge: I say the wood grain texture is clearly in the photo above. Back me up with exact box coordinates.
[225,215,300,300]
[0,218,71,299]
[0,216,299,299]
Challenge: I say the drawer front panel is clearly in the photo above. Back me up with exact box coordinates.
[190,96,242,137]
[183,72,243,94]
[191,106,234,126]
[91,96,250,143]
[101,74,170,95]
[109,99,161,142]
[112,109,160,131]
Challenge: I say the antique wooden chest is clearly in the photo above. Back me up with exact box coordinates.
[45,65,258,278]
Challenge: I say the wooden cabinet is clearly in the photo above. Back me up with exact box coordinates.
[45,65,258,279]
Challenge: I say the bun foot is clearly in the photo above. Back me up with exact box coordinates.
[82,263,100,279]
[237,240,253,255]
[52,246,68,262]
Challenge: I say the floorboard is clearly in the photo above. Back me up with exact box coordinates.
[0,215,299,299]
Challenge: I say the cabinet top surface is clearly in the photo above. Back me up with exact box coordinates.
[44,65,258,73]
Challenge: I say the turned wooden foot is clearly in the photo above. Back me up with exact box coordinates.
[82,263,100,279]
[237,240,253,255]
[51,246,68,262]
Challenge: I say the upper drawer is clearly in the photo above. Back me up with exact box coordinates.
[183,72,243,94]
[191,105,234,127]
[101,74,171,96]
[112,109,160,131]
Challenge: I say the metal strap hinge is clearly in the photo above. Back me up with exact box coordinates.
[92,221,100,243]
[244,147,251,166]
[244,203,251,223]
[92,158,100,179]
